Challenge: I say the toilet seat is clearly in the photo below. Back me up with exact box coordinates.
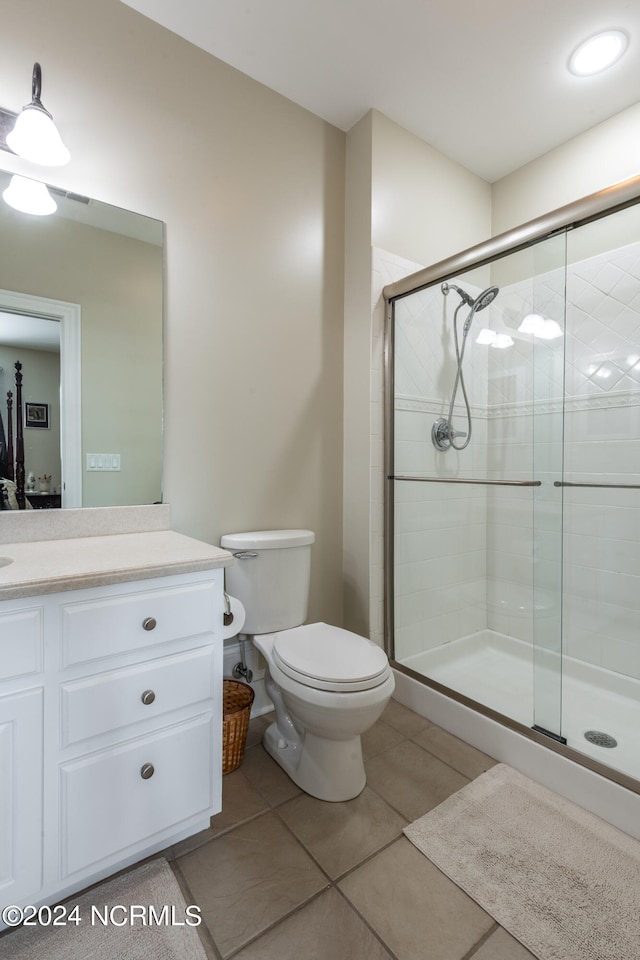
[272,622,391,692]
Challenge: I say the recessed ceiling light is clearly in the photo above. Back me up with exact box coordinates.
[569,30,629,77]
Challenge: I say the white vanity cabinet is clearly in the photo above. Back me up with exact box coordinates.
[0,566,224,917]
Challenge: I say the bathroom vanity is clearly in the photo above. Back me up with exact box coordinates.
[0,510,232,921]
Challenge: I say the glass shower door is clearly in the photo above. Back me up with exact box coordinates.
[559,202,640,779]
[528,234,566,742]
[389,230,568,741]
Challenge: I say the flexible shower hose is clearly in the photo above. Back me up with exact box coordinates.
[446,300,474,450]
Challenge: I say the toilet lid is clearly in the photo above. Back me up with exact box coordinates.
[272,622,390,692]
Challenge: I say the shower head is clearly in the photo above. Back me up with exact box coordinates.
[441,281,500,313]
[473,286,500,312]
[462,287,500,336]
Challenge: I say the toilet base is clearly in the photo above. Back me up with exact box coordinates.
[262,721,366,802]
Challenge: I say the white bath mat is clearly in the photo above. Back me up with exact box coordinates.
[404,763,640,960]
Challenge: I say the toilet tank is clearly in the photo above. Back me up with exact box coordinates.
[220,530,315,635]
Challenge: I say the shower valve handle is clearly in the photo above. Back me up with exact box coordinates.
[432,418,467,450]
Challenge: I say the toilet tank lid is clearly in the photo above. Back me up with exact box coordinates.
[220,529,315,550]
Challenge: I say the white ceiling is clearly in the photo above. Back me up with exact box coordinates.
[0,312,60,353]
[122,0,640,182]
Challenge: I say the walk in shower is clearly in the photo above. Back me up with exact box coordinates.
[385,175,640,791]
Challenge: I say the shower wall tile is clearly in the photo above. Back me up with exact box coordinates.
[395,501,420,534]
[486,522,532,558]
[393,623,425,660]
[394,589,422,630]
[603,536,640,576]
[605,637,640,678]
[562,605,603,666]
[599,603,640,647]
[600,569,640,611]
[566,438,640,478]
[394,531,423,566]
[565,404,637,443]
[422,615,445,650]
[421,584,446,618]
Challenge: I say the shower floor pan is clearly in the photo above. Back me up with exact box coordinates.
[401,629,640,781]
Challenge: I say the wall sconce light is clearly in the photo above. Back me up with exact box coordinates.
[0,63,69,166]
[518,314,563,339]
[2,173,57,216]
[475,328,514,348]
[0,63,68,216]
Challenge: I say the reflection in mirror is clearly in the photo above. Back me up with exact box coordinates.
[0,312,61,508]
[0,170,163,510]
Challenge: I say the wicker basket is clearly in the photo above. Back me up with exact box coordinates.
[222,679,255,774]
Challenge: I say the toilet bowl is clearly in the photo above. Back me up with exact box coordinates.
[220,529,395,802]
[254,624,395,801]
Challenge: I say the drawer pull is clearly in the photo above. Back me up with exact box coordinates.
[142,617,157,631]
[141,689,156,705]
[140,763,155,780]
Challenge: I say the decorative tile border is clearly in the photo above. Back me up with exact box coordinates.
[396,388,640,419]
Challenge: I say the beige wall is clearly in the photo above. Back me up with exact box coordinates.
[371,112,492,267]
[1,0,345,624]
[492,102,640,236]
[342,110,491,635]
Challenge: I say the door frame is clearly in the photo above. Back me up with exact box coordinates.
[0,288,82,508]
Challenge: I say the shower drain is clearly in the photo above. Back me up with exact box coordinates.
[584,730,618,749]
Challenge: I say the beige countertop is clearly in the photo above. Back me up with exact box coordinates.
[0,530,233,600]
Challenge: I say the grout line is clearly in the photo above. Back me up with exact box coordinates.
[204,806,272,842]
[222,887,331,960]
[333,884,402,960]
[333,834,407,884]
[407,732,490,782]
[169,859,225,960]
[461,922,500,960]
[272,806,335,883]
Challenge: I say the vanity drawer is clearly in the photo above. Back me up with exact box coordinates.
[61,581,217,666]
[60,713,215,877]
[0,607,43,681]
[60,645,217,746]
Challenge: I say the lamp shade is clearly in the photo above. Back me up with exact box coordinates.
[518,314,563,340]
[518,313,545,334]
[490,334,514,349]
[2,174,57,215]
[6,104,70,166]
[537,319,563,340]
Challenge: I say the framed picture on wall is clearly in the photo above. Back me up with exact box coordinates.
[25,402,49,429]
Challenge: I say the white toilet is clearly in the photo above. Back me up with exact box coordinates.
[220,529,395,802]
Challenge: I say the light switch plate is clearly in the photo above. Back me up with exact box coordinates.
[86,453,121,471]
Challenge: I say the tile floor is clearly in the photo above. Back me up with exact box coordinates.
[167,699,538,960]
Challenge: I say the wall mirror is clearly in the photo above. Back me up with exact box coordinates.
[0,169,163,510]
